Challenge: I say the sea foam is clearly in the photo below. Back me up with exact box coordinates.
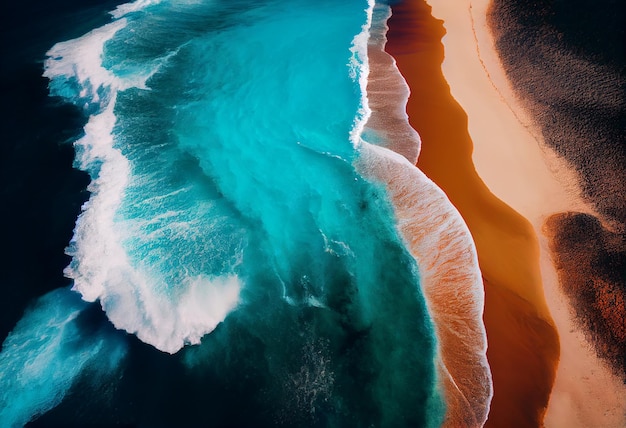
[44,0,243,354]
[361,3,421,163]
[35,0,445,424]
[0,288,126,428]
[358,143,492,427]
[356,2,493,426]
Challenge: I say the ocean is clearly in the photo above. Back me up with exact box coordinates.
[0,0,445,426]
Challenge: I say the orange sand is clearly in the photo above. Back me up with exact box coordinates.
[362,6,492,425]
[385,1,560,426]
[395,0,626,426]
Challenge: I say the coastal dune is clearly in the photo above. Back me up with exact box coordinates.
[382,0,626,426]
[384,1,560,426]
[487,0,626,391]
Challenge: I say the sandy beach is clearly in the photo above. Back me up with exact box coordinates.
[361,6,493,426]
[486,1,626,421]
[385,2,558,426]
[385,0,626,426]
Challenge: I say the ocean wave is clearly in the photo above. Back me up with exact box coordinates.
[361,2,421,163]
[357,143,492,427]
[44,0,244,353]
[0,288,126,428]
[33,0,446,424]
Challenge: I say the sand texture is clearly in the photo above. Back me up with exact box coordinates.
[386,0,626,426]
[488,0,626,389]
[360,6,493,425]
[385,1,559,426]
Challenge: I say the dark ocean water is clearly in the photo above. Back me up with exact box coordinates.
[0,0,128,344]
[0,1,129,426]
[0,1,446,426]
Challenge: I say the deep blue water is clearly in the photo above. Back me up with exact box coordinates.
[0,0,127,347]
[1,1,444,426]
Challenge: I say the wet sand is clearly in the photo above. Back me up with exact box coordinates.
[385,0,626,426]
[385,1,560,426]
[360,5,492,426]
[359,143,493,427]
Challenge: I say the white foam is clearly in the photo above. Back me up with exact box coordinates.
[96,269,241,354]
[44,15,174,96]
[362,2,421,163]
[62,101,241,353]
[348,2,420,162]
[110,0,163,19]
[358,142,492,427]
[348,0,375,149]
[44,6,241,354]
[44,19,130,96]
[64,102,242,353]
[64,99,129,301]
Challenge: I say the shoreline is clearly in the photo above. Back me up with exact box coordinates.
[438,0,626,425]
[384,1,560,426]
[359,4,492,425]
[387,0,626,426]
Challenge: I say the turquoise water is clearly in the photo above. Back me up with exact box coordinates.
[0,288,126,427]
[1,0,444,426]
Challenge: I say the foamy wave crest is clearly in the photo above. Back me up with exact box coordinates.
[348,0,374,148]
[44,20,137,105]
[364,3,421,163]
[110,0,163,19]
[44,1,243,354]
[0,288,126,428]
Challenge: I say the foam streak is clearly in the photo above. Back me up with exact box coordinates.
[355,2,493,426]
